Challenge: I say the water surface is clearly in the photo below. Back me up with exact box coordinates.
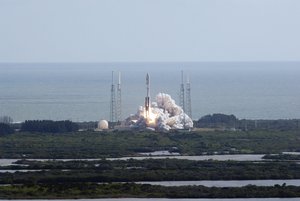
[1,62,300,121]
[108,154,265,161]
[1,198,299,201]
[0,154,266,167]
[136,179,300,187]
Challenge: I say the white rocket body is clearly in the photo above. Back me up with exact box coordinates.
[128,73,193,131]
[145,73,150,119]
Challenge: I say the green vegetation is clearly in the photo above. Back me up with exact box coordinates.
[1,183,300,199]
[1,159,300,184]
[0,116,13,124]
[0,123,14,135]
[263,154,300,161]
[21,120,79,133]
[196,113,238,128]
[0,130,299,158]
[196,113,300,131]
[1,129,300,198]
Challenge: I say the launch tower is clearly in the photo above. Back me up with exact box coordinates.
[179,70,192,122]
[117,72,122,122]
[186,74,192,119]
[179,70,185,112]
[110,71,117,123]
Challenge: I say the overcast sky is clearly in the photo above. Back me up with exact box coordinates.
[0,0,300,62]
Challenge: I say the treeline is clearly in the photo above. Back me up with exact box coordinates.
[0,115,14,135]
[1,183,300,199]
[21,120,78,133]
[195,113,300,131]
[0,116,13,124]
[263,154,300,161]
[196,114,237,129]
[1,130,299,158]
[1,120,79,135]
[0,123,14,135]
[1,159,300,184]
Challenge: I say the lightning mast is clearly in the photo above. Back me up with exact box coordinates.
[110,71,117,124]
[179,70,185,112]
[117,72,122,122]
[186,73,192,119]
[179,70,186,128]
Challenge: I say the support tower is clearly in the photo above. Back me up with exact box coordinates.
[110,71,117,123]
[179,70,185,112]
[186,74,192,119]
[117,72,122,122]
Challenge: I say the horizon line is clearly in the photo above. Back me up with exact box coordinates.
[0,60,300,64]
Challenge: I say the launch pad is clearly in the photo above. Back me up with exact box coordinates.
[108,71,193,131]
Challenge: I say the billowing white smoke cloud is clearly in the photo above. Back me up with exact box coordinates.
[128,93,193,131]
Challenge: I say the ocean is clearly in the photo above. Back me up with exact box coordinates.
[0,62,300,122]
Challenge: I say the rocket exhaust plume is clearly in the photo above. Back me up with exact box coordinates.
[126,73,193,131]
[125,73,193,131]
[128,93,193,131]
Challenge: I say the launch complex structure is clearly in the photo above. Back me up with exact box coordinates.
[181,70,192,119]
[109,71,122,123]
[144,73,150,120]
[109,71,192,126]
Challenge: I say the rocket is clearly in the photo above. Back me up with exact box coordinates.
[145,73,150,119]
